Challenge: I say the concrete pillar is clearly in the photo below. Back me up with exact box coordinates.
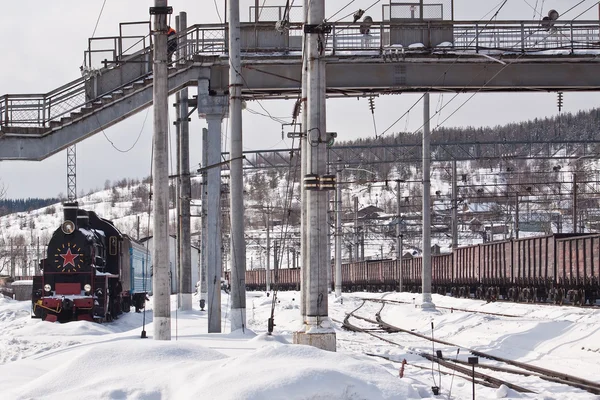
[421,92,435,309]
[334,165,342,297]
[151,0,172,340]
[228,0,247,332]
[197,72,228,333]
[300,3,308,319]
[294,0,336,351]
[200,128,208,307]
[177,11,192,311]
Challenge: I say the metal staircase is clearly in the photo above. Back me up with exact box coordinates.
[1,18,600,160]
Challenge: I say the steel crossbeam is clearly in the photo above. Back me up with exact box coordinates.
[224,140,600,171]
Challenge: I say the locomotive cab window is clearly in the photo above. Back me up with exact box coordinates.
[109,236,118,256]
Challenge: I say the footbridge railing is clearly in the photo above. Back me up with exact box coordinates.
[2,19,599,131]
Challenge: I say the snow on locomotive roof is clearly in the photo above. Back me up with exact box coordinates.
[79,227,105,241]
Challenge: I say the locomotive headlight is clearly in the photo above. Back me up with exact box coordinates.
[61,220,75,235]
[84,284,92,292]
[44,284,52,292]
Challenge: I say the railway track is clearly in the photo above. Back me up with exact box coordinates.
[367,298,523,318]
[342,300,600,396]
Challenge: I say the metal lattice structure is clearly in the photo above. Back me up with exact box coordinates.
[66,145,76,200]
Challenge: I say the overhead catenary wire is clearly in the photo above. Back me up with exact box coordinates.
[213,0,223,23]
[91,0,108,39]
[382,0,591,143]
[376,0,510,139]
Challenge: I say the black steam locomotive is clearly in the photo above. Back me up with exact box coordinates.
[32,202,152,322]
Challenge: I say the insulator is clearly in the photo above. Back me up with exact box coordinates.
[353,9,365,23]
[368,96,375,114]
[320,174,336,190]
[292,99,302,119]
[557,92,563,112]
[303,174,320,190]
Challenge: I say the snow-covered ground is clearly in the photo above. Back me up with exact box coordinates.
[1,290,599,400]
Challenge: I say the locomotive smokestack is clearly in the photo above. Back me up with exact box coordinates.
[77,209,90,229]
[63,202,79,231]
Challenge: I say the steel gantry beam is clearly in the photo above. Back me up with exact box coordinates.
[222,140,600,171]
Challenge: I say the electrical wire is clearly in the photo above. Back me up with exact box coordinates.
[376,0,510,139]
[327,0,357,22]
[91,0,108,39]
[572,1,600,20]
[380,0,595,142]
[97,108,150,153]
[213,0,223,24]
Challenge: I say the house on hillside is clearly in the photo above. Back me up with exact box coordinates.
[141,235,200,294]
[460,202,501,223]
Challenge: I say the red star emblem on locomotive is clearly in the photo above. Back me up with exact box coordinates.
[55,243,83,272]
[60,248,79,268]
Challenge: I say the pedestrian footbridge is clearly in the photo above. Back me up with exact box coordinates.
[1,18,600,160]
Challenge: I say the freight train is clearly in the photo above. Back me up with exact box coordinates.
[236,233,600,305]
[32,202,152,322]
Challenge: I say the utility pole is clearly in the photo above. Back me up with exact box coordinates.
[10,238,14,278]
[177,11,192,311]
[572,173,578,233]
[396,179,403,292]
[228,0,246,332]
[515,192,520,239]
[421,92,435,309]
[335,163,342,297]
[354,196,359,261]
[294,0,336,351]
[175,13,182,300]
[150,0,172,340]
[266,208,271,292]
[36,237,40,276]
[451,159,458,249]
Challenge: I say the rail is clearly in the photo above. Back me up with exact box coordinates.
[1,20,599,130]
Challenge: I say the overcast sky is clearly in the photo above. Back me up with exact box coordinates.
[1,0,599,199]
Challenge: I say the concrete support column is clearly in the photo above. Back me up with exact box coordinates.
[334,165,342,297]
[198,73,228,333]
[228,0,247,332]
[421,92,435,309]
[206,113,223,332]
[151,0,171,340]
[200,128,208,307]
[294,0,336,351]
[177,11,192,311]
[300,3,308,319]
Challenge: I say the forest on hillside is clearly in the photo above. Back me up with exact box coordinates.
[0,199,60,217]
